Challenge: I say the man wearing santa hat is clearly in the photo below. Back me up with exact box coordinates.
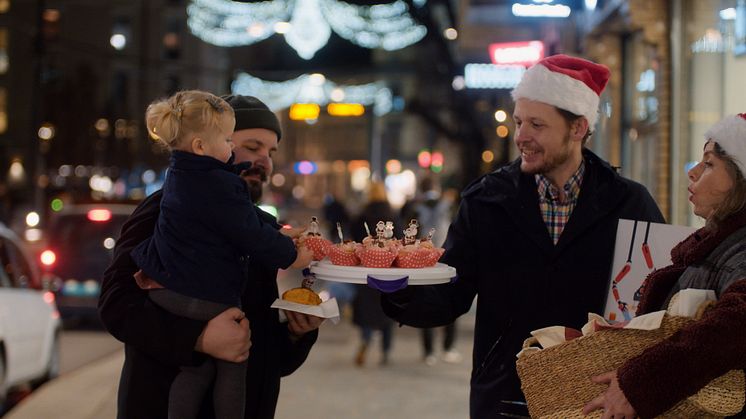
[383,55,665,418]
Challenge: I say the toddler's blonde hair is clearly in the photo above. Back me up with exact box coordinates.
[146,90,235,150]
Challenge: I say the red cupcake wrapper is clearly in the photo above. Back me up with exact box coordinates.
[302,237,332,261]
[327,245,360,266]
[356,247,397,268]
[394,248,445,268]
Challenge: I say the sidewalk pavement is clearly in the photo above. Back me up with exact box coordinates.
[7,314,474,419]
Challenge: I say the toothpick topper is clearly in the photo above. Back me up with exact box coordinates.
[309,216,320,236]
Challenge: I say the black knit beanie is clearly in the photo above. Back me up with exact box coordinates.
[220,94,282,141]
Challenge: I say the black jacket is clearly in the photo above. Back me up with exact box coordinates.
[382,149,665,418]
[132,151,297,306]
[99,190,317,419]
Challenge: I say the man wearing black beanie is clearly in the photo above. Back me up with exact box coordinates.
[99,94,322,419]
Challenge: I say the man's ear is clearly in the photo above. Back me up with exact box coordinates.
[570,118,589,142]
[191,137,206,155]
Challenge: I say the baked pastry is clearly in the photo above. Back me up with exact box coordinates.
[282,287,322,305]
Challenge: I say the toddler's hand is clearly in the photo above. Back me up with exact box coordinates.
[280,226,307,239]
[290,244,314,268]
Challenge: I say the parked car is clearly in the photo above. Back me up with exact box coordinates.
[40,204,135,325]
[0,223,61,411]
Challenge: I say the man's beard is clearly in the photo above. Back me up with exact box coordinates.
[521,133,573,175]
[241,167,268,202]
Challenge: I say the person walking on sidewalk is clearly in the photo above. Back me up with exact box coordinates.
[382,55,665,418]
[99,94,322,419]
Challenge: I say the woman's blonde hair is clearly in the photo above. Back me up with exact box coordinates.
[145,90,234,150]
[708,141,746,229]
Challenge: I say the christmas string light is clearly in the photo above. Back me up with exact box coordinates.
[231,71,393,116]
[187,0,426,58]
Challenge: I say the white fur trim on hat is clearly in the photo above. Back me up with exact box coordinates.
[511,63,601,128]
[705,114,746,176]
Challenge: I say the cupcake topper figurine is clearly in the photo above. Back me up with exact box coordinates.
[336,222,344,243]
[425,227,436,242]
[384,221,394,239]
[375,221,385,242]
[403,219,419,245]
[301,268,316,289]
[309,216,320,236]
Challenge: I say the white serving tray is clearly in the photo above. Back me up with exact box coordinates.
[309,259,457,285]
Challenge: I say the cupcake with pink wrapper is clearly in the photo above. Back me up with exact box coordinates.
[327,222,361,266]
[355,220,398,268]
[297,216,332,261]
[394,225,445,268]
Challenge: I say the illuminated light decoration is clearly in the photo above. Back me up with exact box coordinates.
[231,72,393,116]
[51,198,64,212]
[294,160,318,175]
[584,0,597,10]
[285,0,331,59]
[385,159,402,174]
[511,3,571,18]
[187,0,426,59]
[26,212,40,228]
[87,209,112,222]
[443,27,457,40]
[430,151,444,173]
[25,229,42,242]
[417,150,431,168]
[347,160,369,172]
[452,76,465,91]
[110,33,127,50]
[720,8,736,20]
[465,64,526,89]
[38,123,55,140]
[496,125,510,138]
[494,110,507,122]
[489,41,544,66]
[327,103,365,116]
[289,103,321,120]
[40,250,56,266]
[482,150,494,163]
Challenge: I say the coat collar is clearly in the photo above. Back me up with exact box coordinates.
[169,150,252,175]
[464,149,628,256]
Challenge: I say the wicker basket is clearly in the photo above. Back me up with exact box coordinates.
[516,302,745,418]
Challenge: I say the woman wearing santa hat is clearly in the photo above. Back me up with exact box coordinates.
[584,114,746,418]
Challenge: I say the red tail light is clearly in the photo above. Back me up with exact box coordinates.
[40,250,57,266]
[87,209,112,222]
[43,291,56,305]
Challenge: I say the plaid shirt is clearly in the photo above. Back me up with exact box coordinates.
[535,162,585,244]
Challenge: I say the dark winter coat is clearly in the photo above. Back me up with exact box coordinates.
[382,149,665,418]
[618,209,746,418]
[99,190,317,419]
[131,151,297,306]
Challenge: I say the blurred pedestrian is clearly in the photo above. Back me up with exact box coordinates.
[402,178,462,366]
[350,182,399,366]
[382,55,665,418]
[99,94,321,419]
[583,114,746,418]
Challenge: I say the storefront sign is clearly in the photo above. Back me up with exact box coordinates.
[489,41,545,66]
[464,64,526,89]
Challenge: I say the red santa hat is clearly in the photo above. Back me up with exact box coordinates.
[704,113,746,176]
[511,54,610,129]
